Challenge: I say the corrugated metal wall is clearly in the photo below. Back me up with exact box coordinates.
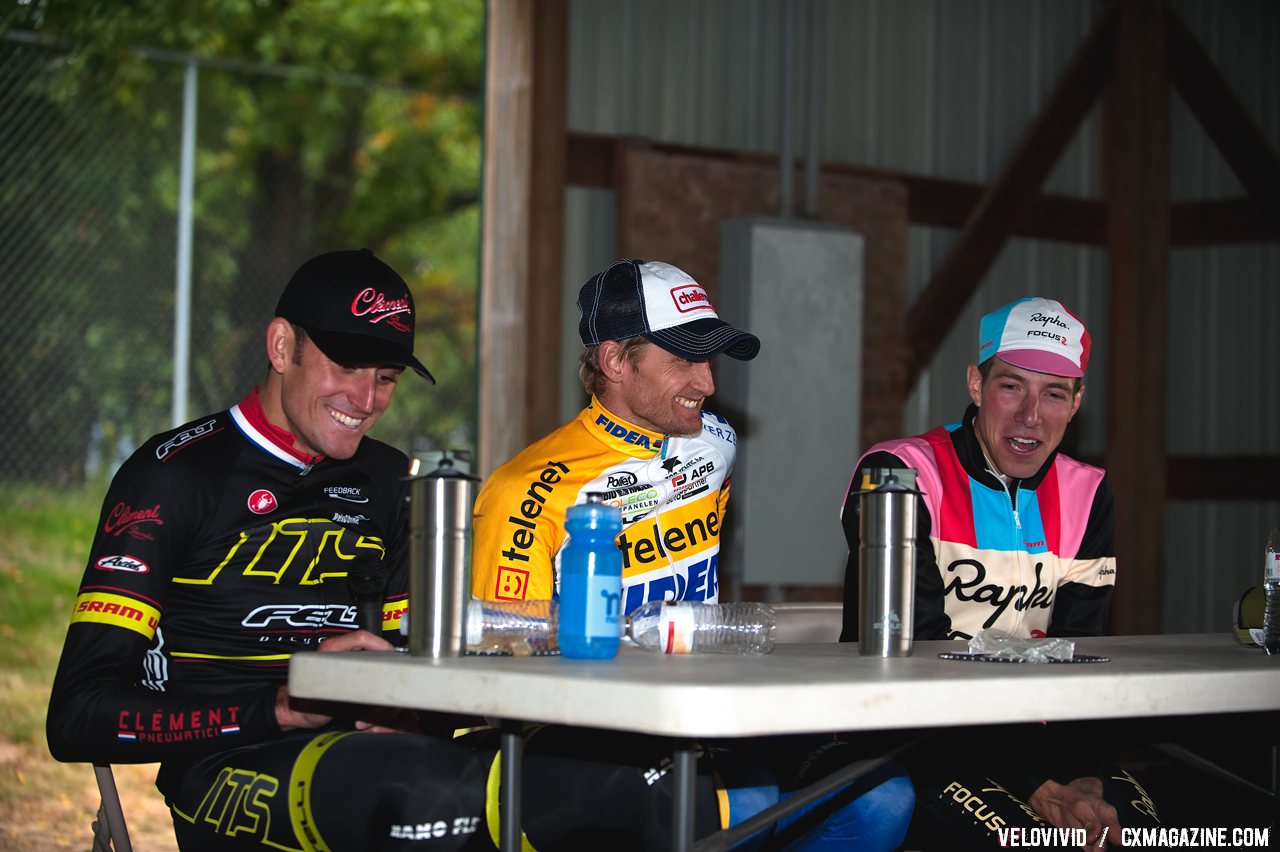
[561,0,1280,631]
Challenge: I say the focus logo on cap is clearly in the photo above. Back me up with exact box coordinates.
[978,296,1090,378]
[670,284,714,314]
[351,288,412,332]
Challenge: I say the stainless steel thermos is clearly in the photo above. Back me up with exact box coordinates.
[857,467,920,657]
[408,454,479,658]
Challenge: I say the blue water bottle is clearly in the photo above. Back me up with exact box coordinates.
[558,493,622,659]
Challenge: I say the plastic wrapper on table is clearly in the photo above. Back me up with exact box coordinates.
[967,628,1075,663]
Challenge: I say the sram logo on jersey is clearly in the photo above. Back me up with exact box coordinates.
[593,414,663,453]
[95,554,150,573]
[242,604,358,629]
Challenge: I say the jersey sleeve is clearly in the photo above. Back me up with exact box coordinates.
[471,459,571,601]
[1047,473,1116,637]
[46,443,281,765]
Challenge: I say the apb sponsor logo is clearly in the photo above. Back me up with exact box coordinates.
[95,554,150,574]
[247,489,278,514]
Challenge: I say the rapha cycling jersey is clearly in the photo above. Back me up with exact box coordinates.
[47,388,410,766]
[839,404,1115,641]
[472,397,736,614]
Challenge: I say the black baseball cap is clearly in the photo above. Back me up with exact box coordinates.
[275,249,435,383]
[576,259,760,361]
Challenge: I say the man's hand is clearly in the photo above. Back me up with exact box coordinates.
[1028,776,1123,848]
[275,629,419,733]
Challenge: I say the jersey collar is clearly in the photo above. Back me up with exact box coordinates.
[230,387,324,471]
[579,397,666,457]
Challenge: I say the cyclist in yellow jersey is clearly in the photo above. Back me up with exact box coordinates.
[471,259,916,851]
[473,259,752,612]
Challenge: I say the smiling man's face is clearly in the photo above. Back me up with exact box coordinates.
[967,357,1082,480]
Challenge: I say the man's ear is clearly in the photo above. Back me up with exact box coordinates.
[598,340,628,385]
[266,318,294,374]
[965,363,983,407]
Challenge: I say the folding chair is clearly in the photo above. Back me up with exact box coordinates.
[90,764,133,852]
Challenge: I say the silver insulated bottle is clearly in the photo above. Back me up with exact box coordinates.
[408,454,479,658]
[857,468,920,657]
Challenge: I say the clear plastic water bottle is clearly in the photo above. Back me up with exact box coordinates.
[465,599,558,656]
[1263,526,1280,655]
[627,601,777,655]
[558,494,623,659]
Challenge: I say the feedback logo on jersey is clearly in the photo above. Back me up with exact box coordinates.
[95,554,150,574]
[247,489,278,514]
[324,485,368,504]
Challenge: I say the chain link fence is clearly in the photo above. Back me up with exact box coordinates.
[0,34,479,487]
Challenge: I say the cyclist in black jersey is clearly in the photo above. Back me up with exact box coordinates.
[47,250,814,851]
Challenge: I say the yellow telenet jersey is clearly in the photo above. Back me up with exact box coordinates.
[471,398,737,614]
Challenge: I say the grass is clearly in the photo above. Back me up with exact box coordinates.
[0,480,177,850]
[0,482,100,741]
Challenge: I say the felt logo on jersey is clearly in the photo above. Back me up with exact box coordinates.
[247,489,278,514]
[593,414,662,453]
[104,502,164,540]
[95,554,150,574]
[155,418,219,460]
[670,284,713,314]
[243,604,358,629]
[324,485,369,504]
[351,287,412,333]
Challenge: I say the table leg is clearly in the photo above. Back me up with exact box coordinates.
[672,741,698,852]
[501,722,522,852]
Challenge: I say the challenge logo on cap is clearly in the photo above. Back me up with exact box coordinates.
[275,249,435,383]
[978,297,1090,378]
[577,260,760,361]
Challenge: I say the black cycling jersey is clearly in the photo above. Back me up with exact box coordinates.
[47,388,411,767]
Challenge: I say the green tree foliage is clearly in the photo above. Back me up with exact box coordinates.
[0,1,483,481]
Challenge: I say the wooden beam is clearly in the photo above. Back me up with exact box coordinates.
[525,0,568,445]
[1104,0,1168,636]
[1165,456,1280,501]
[1166,4,1280,223]
[904,2,1118,387]
[1077,456,1280,501]
[478,0,534,477]
[566,132,1277,246]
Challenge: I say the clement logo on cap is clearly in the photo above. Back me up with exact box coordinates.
[670,284,713,314]
[351,288,412,332]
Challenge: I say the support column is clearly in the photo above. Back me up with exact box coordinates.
[1103,0,1168,635]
